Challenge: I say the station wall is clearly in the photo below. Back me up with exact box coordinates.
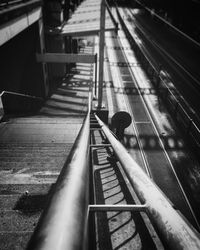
[0,22,45,98]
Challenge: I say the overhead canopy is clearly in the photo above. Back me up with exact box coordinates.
[61,0,118,37]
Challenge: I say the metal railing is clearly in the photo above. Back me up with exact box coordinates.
[26,93,92,250]
[25,88,200,250]
[95,114,200,250]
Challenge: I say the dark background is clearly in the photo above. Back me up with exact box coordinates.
[114,0,200,43]
[134,0,200,42]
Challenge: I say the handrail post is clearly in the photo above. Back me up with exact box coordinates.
[97,0,106,108]
[94,54,97,97]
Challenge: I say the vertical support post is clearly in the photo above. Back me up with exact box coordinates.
[98,0,106,108]
[94,54,97,96]
[38,18,49,98]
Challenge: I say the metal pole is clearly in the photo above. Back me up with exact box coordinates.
[95,54,97,96]
[89,204,147,212]
[38,17,49,98]
[97,0,106,108]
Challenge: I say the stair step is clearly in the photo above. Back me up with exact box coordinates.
[0,162,65,169]
[0,195,21,210]
[0,232,32,250]
[0,210,40,232]
[0,170,59,184]
[0,156,66,163]
[0,150,67,155]
[0,192,50,210]
[0,143,68,147]
[4,117,84,123]
[0,184,53,195]
[0,123,81,143]
[0,144,72,154]
[0,145,69,151]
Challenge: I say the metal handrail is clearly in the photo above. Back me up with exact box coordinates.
[95,114,200,250]
[27,93,91,250]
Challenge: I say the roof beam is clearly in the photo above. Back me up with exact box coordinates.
[60,26,117,37]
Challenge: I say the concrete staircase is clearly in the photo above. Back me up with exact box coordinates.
[0,118,84,249]
[0,45,93,249]
[0,142,69,249]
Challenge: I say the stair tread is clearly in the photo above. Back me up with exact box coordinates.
[0,156,67,161]
[0,209,41,232]
[0,183,53,195]
[0,231,32,250]
[0,162,65,169]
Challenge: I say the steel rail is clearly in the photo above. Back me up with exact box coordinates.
[95,114,200,250]
[26,93,92,250]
